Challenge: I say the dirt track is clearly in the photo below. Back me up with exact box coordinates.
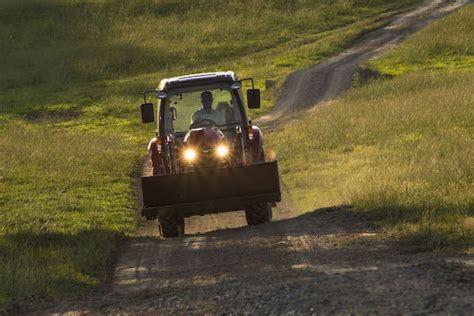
[257,0,471,128]
[4,1,473,314]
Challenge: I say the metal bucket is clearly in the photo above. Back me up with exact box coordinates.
[141,161,281,217]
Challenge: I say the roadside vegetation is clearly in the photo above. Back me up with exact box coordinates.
[0,0,420,304]
[268,3,474,253]
[366,3,474,76]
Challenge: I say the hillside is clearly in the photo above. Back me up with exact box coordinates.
[0,0,421,304]
[267,3,473,252]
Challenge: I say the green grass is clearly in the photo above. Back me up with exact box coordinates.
[0,0,421,304]
[267,4,474,253]
[0,0,419,115]
[365,3,474,76]
[0,123,138,299]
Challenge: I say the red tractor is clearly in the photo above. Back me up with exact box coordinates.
[140,71,281,237]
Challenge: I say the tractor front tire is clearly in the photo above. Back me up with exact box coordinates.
[245,203,272,226]
[158,214,185,238]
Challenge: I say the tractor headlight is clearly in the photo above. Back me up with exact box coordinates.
[216,144,229,158]
[183,148,197,162]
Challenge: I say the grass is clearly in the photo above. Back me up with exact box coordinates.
[364,3,474,76]
[267,4,474,253]
[0,122,138,300]
[0,0,421,304]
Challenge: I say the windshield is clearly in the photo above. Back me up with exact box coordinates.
[161,87,243,135]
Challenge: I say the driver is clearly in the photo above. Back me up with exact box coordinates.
[191,91,222,125]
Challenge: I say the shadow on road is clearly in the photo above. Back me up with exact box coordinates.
[3,207,472,314]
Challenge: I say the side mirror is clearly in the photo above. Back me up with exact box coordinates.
[247,89,261,109]
[140,103,155,123]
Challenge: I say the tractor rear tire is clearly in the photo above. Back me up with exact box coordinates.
[245,203,272,226]
[158,214,184,238]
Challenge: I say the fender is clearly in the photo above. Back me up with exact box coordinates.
[148,137,166,175]
[251,126,264,162]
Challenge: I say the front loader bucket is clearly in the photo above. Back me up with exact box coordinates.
[141,161,281,218]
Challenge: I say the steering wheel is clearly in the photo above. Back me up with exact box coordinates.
[190,118,218,129]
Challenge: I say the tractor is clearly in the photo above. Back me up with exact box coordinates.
[140,71,281,237]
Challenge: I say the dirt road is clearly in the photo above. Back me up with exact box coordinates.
[4,1,472,314]
[257,0,471,128]
[8,208,473,314]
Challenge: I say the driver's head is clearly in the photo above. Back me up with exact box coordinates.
[200,91,213,112]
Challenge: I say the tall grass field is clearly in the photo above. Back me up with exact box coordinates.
[0,0,421,304]
[267,3,474,253]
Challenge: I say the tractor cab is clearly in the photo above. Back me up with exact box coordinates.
[141,72,259,135]
[141,72,261,172]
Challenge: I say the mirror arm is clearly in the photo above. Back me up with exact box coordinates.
[143,89,158,104]
[239,77,255,89]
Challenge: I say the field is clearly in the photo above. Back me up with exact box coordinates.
[0,0,421,304]
[267,3,474,253]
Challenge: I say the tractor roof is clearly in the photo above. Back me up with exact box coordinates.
[158,71,237,91]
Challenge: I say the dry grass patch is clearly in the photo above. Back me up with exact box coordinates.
[268,70,473,252]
